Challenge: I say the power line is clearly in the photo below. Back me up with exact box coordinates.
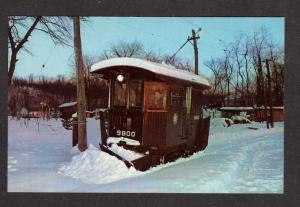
[180,18,226,46]
[103,17,225,54]
[169,39,189,61]
[180,19,223,52]
[204,30,224,44]
[103,17,155,36]
[180,18,199,28]
[169,27,201,61]
[37,45,56,76]
[102,17,225,60]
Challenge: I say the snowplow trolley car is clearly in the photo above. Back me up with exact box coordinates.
[91,57,211,171]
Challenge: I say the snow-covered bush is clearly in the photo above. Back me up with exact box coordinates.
[211,118,234,128]
[230,115,251,124]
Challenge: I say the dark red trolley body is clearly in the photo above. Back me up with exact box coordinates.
[91,57,211,171]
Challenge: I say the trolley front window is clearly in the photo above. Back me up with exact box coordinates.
[129,80,142,107]
[113,81,127,107]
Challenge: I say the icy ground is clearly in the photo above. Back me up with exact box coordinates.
[7,117,283,193]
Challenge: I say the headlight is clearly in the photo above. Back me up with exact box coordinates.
[117,74,124,82]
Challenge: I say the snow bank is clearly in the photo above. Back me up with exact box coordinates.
[58,144,142,184]
[211,118,234,128]
[231,115,251,124]
[70,145,81,155]
[211,116,250,128]
[203,108,222,118]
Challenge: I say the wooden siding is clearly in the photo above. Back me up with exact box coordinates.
[143,81,168,147]
[143,111,167,147]
[108,108,143,142]
[250,108,284,122]
[166,84,187,147]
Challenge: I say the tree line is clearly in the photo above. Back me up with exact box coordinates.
[8,74,108,116]
[204,27,284,107]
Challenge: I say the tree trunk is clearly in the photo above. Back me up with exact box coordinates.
[227,79,230,106]
[73,16,87,152]
[272,61,281,106]
[256,55,264,106]
[8,16,41,87]
[244,55,250,106]
[266,59,274,128]
[8,50,17,86]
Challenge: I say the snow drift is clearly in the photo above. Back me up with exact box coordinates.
[58,144,142,184]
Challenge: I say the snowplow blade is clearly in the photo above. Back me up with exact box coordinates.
[99,144,159,171]
[99,144,133,169]
[131,154,160,171]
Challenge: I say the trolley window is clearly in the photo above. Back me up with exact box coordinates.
[147,84,167,110]
[113,81,127,107]
[129,80,142,107]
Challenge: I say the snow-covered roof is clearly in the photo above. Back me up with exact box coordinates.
[272,106,284,110]
[220,107,254,111]
[220,106,284,111]
[59,102,77,108]
[20,107,29,115]
[91,57,210,88]
[257,106,284,110]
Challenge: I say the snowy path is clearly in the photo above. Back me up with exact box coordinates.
[7,117,283,193]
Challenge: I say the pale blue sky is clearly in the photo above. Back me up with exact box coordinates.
[12,17,284,78]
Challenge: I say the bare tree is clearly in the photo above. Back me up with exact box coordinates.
[205,58,226,106]
[223,49,233,105]
[232,36,245,105]
[98,50,111,60]
[8,16,73,86]
[267,43,284,106]
[144,50,163,63]
[250,27,270,106]
[110,40,144,58]
[204,27,283,108]
[242,36,252,106]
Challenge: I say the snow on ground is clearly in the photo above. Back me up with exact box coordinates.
[211,117,234,127]
[230,115,252,125]
[7,117,283,193]
[58,144,142,185]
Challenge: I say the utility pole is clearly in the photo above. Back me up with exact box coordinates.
[261,60,269,129]
[73,16,87,151]
[266,59,274,128]
[188,29,200,75]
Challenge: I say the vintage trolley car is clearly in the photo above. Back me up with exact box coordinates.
[91,57,211,171]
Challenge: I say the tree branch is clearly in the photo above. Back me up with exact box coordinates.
[16,16,41,51]
[8,27,15,50]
